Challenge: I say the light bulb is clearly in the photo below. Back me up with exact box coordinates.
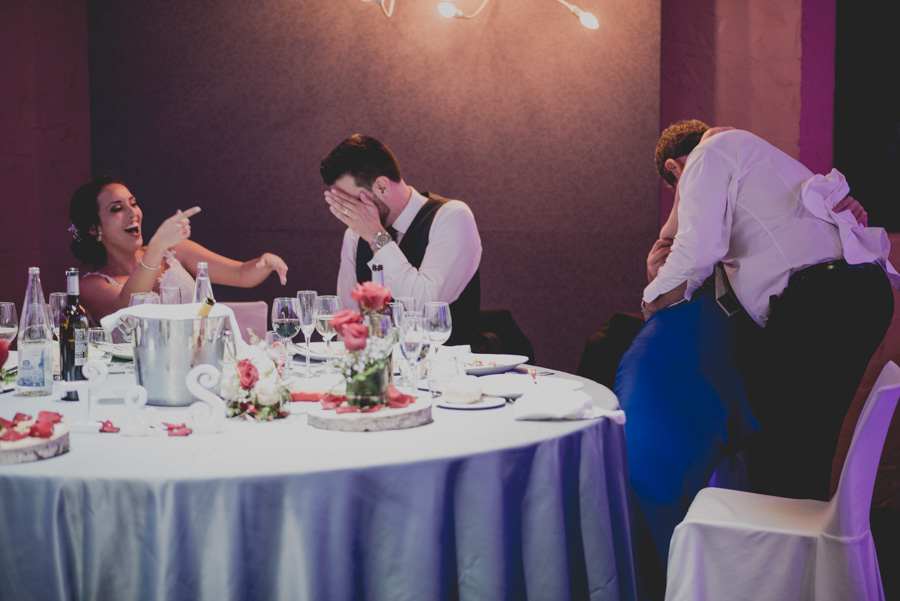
[578,10,599,29]
[438,2,459,18]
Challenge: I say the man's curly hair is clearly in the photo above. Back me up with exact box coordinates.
[655,120,709,188]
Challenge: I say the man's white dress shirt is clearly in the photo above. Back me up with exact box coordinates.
[644,129,899,326]
[337,187,482,310]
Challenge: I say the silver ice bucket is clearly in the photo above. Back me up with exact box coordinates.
[131,314,230,406]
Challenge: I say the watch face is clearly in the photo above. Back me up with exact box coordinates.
[374,232,391,248]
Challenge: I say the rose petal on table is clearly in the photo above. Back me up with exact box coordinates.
[1,417,15,431]
[37,411,62,424]
[361,405,382,413]
[162,423,192,436]
[387,386,414,409]
[321,393,347,411]
[290,391,327,402]
[335,404,359,414]
[30,420,55,438]
[1,428,29,442]
[13,412,32,424]
[99,420,120,433]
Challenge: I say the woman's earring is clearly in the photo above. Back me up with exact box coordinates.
[97,231,102,242]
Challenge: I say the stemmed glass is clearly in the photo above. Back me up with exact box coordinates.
[272,297,301,377]
[315,296,342,374]
[129,292,160,306]
[423,301,452,351]
[49,292,67,339]
[398,311,424,394]
[395,296,416,312]
[0,302,18,343]
[296,290,318,378]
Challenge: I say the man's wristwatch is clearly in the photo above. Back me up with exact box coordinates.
[371,231,392,252]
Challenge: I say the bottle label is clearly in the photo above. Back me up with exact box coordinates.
[17,342,50,387]
[74,328,88,366]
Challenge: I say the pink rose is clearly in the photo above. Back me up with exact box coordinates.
[236,359,259,390]
[351,282,392,311]
[342,322,370,351]
[331,309,362,337]
[0,339,9,370]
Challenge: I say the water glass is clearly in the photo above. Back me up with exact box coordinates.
[427,347,460,398]
[49,292,67,339]
[160,286,182,304]
[265,330,287,369]
[398,311,424,393]
[395,296,416,312]
[88,328,113,364]
[423,301,452,351]
[0,302,18,343]
[315,295,342,374]
[129,292,160,306]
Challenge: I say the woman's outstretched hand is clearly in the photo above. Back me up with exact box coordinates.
[255,253,288,285]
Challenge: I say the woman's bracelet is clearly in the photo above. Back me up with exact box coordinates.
[140,258,161,271]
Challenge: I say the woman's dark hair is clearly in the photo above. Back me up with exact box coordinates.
[69,175,125,267]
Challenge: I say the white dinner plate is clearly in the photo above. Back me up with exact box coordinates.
[110,343,134,360]
[292,341,347,362]
[478,373,584,400]
[436,395,506,410]
[461,354,529,376]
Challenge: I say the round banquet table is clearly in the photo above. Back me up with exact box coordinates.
[0,369,636,601]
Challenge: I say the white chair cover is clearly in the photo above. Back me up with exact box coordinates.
[665,361,900,601]
[221,301,268,343]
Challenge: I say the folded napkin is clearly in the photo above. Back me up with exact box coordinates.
[513,389,626,423]
[100,302,247,351]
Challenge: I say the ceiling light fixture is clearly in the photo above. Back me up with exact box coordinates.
[555,0,599,29]
[437,0,491,20]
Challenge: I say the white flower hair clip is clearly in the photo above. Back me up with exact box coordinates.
[68,223,81,241]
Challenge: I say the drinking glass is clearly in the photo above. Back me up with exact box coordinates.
[428,347,460,398]
[129,292,160,306]
[49,292,67,339]
[87,328,113,364]
[0,302,18,343]
[395,296,416,312]
[423,301,452,351]
[265,330,287,370]
[297,290,317,378]
[160,286,182,304]
[398,311,424,394]
[272,297,301,376]
[314,296,342,374]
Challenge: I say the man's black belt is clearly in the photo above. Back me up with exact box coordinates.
[788,259,884,288]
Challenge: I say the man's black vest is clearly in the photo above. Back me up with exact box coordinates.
[355,193,481,347]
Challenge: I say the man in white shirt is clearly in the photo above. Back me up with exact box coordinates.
[320,134,484,347]
[647,121,898,500]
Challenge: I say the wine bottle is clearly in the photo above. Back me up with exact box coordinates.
[59,268,89,401]
[192,261,214,303]
[16,267,53,396]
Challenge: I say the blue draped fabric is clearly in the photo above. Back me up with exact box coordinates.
[615,289,758,571]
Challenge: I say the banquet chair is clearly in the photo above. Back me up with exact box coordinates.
[221,301,268,344]
[664,361,900,601]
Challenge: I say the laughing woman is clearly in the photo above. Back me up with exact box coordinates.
[69,175,289,321]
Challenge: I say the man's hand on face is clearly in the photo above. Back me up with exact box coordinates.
[324,187,384,244]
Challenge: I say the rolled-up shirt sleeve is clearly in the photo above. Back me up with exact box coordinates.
[644,145,735,304]
[374,201,482,305]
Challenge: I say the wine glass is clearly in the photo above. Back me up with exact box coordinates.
[395,296,416,312]
[398,311,424,394]
[315,296,342,374]
[87,328,113,364]
[0,302,18,343]
[423,301,452,350]
[49,292,67,339]
[265,330,288,371]
[160,286,182,304]
[129,292,160,306]
[272,297,301,377]
[296,290,317,378]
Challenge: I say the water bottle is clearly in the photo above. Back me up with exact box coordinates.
[59,268,89,400]
[191,261,214,303]
[16,267,53,396]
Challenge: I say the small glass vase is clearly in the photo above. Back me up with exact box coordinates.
[345,360,391,410]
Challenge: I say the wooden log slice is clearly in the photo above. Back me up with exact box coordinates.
[307,399,433,432]
[0,424,70,465]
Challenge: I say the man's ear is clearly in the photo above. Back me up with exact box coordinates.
[665,157,686,183]
[372,176,390,201]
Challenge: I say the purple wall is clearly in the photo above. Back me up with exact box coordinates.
[0,1,91,317]
[81,0,661,371]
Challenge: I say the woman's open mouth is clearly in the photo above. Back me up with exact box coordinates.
[125,222,140,236]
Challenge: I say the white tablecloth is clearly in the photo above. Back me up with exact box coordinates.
[0,371,636,601]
